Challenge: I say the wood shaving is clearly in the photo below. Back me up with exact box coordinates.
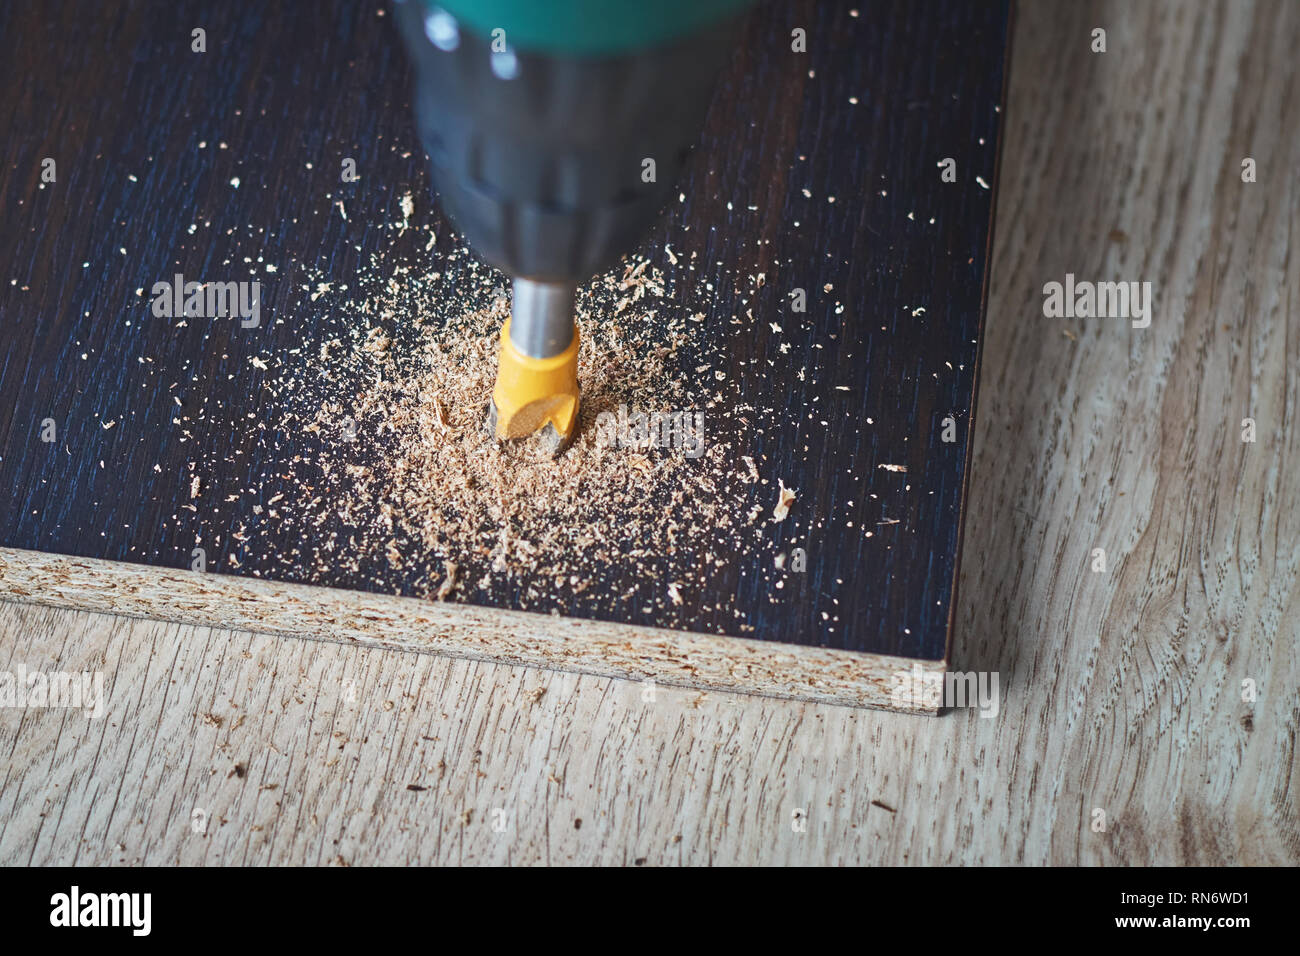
[773,479,796,521]
[435,561,458,600]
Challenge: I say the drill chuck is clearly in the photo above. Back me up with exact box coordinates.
[394,0,744,283]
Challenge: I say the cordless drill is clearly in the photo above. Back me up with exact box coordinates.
[393,0,750,452]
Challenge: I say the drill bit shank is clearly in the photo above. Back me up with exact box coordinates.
[509,278,576,358]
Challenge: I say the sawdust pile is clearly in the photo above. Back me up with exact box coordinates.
[252,241,755,614]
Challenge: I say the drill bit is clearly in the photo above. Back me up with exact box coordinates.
[487,277,580,455]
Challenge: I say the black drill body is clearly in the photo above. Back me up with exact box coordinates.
[394,2,736,284]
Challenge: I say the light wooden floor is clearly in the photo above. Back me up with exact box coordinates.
[2,0,1297,865]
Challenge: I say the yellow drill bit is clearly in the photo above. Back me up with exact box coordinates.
[488,278,580,455]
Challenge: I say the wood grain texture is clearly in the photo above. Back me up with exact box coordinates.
[1,0,1298,866]
[0,0,1010,665]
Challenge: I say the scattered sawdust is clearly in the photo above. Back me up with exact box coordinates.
[232,237,785,620]
[294,295,722,591]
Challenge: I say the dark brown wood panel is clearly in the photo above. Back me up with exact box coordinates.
[0,0,1010,661]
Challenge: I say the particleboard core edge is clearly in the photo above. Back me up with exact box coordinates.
[0,547,943,713]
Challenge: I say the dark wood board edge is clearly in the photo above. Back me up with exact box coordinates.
[943,2,1016,673]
